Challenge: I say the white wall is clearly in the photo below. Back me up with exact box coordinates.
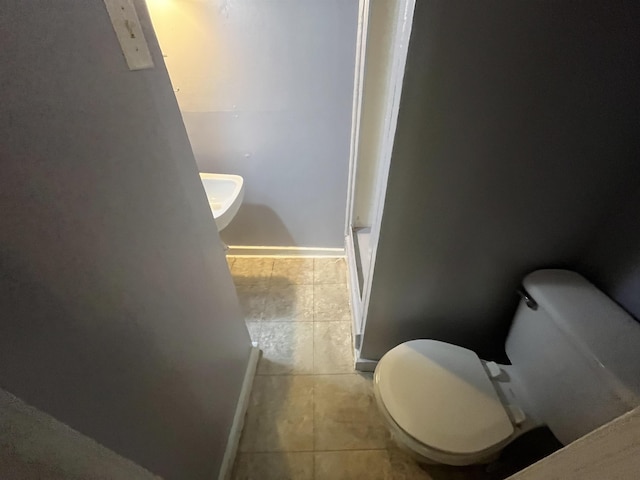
[148,0,359,248]
[0,1,251,478]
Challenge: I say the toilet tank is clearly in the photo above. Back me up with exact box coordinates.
[506,269,640,445]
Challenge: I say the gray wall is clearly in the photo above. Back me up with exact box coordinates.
[578,186,640,321]
[0,388,159,480]
[0,1,252,478]
[361,0,640,360]
[149,0,359,248]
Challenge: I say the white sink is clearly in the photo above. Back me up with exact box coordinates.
[199,173,244,231]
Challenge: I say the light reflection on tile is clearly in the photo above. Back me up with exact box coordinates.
[271,258,314,285]
[313,257,347,284]
[236,285,269,322]
[258,322,314,375]
[245,321,261,345]
[232,257,274,286]
[314,284,351,322]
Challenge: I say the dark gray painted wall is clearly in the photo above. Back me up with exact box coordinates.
[361,0,640,360]
[0,1,252,478]
[578,186,640,321]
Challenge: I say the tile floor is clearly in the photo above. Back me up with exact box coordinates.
[227,256,493,480]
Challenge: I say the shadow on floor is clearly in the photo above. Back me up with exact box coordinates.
[417,427,562,480]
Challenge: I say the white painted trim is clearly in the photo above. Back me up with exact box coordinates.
[345,231,363,336]
[345,0,371,238]
[345,232,363,363]
[359,0,416,350]
[366,0,416,252]
[344,240,360,373]
[226,246,344,257]
[344,0,416,358]
[355,354,378,372]
[217,344,260,480]
[346,231,379,373]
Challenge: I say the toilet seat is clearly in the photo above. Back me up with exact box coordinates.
[374,340,514,462]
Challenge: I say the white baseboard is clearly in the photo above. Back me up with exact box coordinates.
[226,246,345,257]
[355,355,378,372]
[217,344,261,480]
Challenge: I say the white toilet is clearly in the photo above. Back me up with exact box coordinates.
[373,269,640,466]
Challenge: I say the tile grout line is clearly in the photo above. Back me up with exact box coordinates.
[238,447,390,454]
[255,372,359,377]
[312,258,317,323]
[311,258,316,480]
[236,282,347,287]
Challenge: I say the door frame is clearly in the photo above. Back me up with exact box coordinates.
[344,0,416,368]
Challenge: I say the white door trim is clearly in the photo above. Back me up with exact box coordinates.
[344,0,371,239]
[352,0,416,356]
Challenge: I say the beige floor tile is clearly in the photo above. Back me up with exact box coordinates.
[226,255,236,270]
[258,322,314,375]
[232,452,314,480]
[314,257,347,284]
[236,285,269,322]
[387,445,491,480]
[314,284,351,322]
[264,284,313,322]
[232,257,274,286]
[314,322,354,374]
[315,450,391,480]
[245,321,261,345]
[314,374,389,451]
[271,257,314,285]
[239,375,314,453]
[387,446,434,480]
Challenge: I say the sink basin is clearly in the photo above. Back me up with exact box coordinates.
[199,173,244,231]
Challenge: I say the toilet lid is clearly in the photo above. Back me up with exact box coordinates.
[375,340,514,455]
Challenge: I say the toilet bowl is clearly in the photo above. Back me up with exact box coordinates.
[373,340,535,466]
[372,270,640,466]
